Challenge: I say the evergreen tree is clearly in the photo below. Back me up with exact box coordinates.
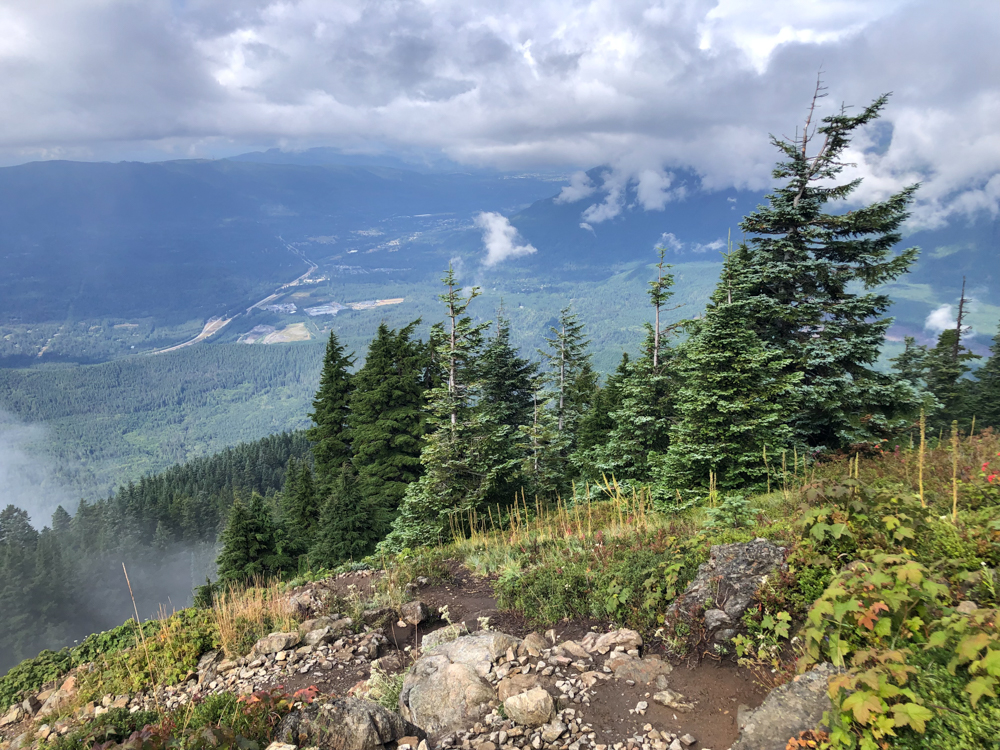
[308,331,354,488]
[310,463,389,568]
[539,306,592,436]
[215,493,283,584]
[662,250,803,493]
[735,88,921,449]
[471,316,539,507]
[519,378,570,500]
[380,267,490,550]
[574,353,629,455]
[973,322,1000,429]
[925,328,979,428]
[890,337,929,388]
[349,321,428,513]
[281,459,320,555]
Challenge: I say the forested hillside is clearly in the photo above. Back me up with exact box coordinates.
[0,431,309,674]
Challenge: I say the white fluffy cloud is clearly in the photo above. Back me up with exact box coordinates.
[925,305,956,335]
[475,211,538,266]
[0,0,996,229]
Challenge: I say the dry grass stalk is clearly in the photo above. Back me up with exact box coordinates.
[919,409,927,508]
[212,578,297,657]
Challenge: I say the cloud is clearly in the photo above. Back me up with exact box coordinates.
[555,171,597,204]
[656,232,725,254]
[0,410,79,527]
[925,305,956,335]
[0,1,996,230]
[475,211,538,266]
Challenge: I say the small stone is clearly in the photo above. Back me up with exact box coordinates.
[667,741,682,750]
[678,736,695,747]
[540,722,567,743]
[956,600,978,614]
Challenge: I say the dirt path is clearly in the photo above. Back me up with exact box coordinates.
[150,316,233,355]
[278,564,767,750]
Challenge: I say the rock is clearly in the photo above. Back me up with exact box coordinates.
[540,721,567,743]
[399,651,497,739]
[679,735,695,747]
[498,674,543,702]
[421,622,470,651]
[265,744,298,750]
[667,740,682,750]
[559,641,590,660]
[401,601,431,625]
[714,628,737,644]
[20,696,40,718]
[956,600,978,614]
[703,609,732,631]
[731,663,840,750]
[363,607,396,627]
[0,705,23,727]
[305,627,334,647]
[593,629,642,655]
[652,690,694,712]
[278,697,424,750]
[37,689,73,719]
[606,654,672,684]
[430,632,521,677]
[667,540,785,623]
[504,688,554,727]
[522,633,548,657]
[254,632,302,655]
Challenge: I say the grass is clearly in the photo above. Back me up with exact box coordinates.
[212,579,300,658]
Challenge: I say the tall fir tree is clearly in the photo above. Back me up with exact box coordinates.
[539,306,592,436]
[662,249,803,493]
[735,88,920,449]
[281,459,320,556]
[924,328,979,428]
[973,322,1000,429]
[890,337,929,388]
[308,331,355,488]
[380,267,490,550]
[573,353,630,456]
[472,315,538,507]
[310,463,389,568]
[348,321,428,513]
[216,492,283,584]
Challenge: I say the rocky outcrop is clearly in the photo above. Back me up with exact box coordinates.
[399,652,496,739]
[730,663,839,750]
[278,697,424,750]
[503,688,554,727]
[667,538,786,642]
[421,623,469,651]
[401,601,431,625]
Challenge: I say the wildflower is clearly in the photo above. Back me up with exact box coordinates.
[983,462,990,471]
[989,474,997,483]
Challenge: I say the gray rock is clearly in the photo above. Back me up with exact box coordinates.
[956,600,978,614]
[421,622,469,651]
[540,721,567,743]
[504,687,554,727]
[522,632,548,657]
[703,608,732,631]
[652,689,694,712]
[20,695,40,717]
[399,652,496,739]
[254,632,302,655]
[0,704,23,727]
[498,674,543,702]
[667,539,785,623]
[593,629,642,655]
[278,697,424,750]
[731,663,840,750]
[304,627,334,646]
[606,654,672,684]
[428,632,520,676]
[401,601,431,625]
[714,628,737,644]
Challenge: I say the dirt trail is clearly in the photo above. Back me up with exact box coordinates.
[283,564,767,750]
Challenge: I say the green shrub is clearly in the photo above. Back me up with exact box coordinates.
[0,650,73,713]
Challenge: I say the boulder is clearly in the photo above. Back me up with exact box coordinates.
[37,690,72,719]
[497,674,543,702]
[278,697,424,750]
[558,641,590,660]
[593,628,643,655]
[503,687,554,727]
[606,654,673,684]
[420,622,469,651]
[399,649,497,739]
[704,609,732,631]
[253,632,302,655]
[522,633,548,657]
[304,627,334,647]
[363,607,395,627]
[667,539,786,625]
[430,632,521,677]
[300,616,351,634]
[731,663,839,750]
[20,696,40,718]
[401,601,430,626]
[0,705,24,727]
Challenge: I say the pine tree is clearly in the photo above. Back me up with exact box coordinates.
[471,316,538,507]
[890,337,929,388]
[310,463,389,568]
[519,377,570,499]
[349,321,428,513]
[662,250,803,493]
[282,460,320,555]
[574,353,629,455]
[216,493,283,584]
[973,322,1000,429]
[308,331,355,488]
[925,328,979,428]
[539,306,592,435]
[380,267,490,550]
[735,86,921,449]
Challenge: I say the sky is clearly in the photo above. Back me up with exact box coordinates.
[0,0,997,229]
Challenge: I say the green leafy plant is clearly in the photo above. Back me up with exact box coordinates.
[704,494,755,529]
